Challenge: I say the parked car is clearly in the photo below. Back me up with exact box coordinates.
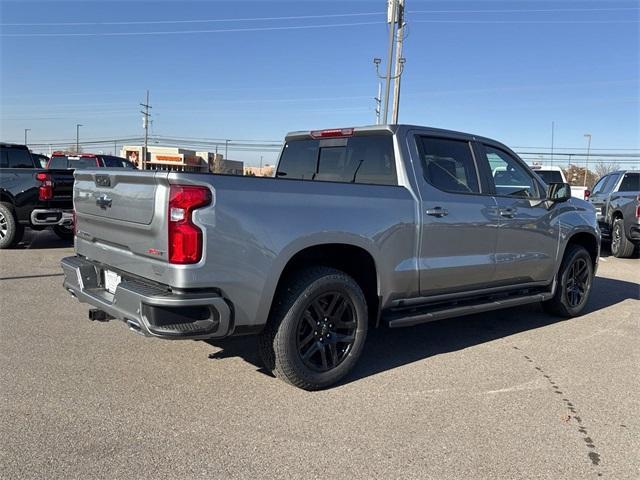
[530,165,590,200]
[47,152,136,170]
[0,143,74,248]
[589,170,640,257]
[61,125,599,390]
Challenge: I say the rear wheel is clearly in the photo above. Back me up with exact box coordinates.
[611,218,635,258]
[543,244,594,317]
[258,267,368,390]
[53,224,74,241]
[0,203,24,249]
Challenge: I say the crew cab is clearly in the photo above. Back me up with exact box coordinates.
[0,143,74,248]
[589,170,640,257]
[61,125,600,390]
[48,152,136,170]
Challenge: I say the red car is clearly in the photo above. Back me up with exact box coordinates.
[47,152,136,170]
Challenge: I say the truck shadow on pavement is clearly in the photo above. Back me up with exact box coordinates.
[210,275,638,387]
[13,230,72,250]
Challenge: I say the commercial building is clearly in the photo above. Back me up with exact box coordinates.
[244,165,275,177]
[121,145,243,175]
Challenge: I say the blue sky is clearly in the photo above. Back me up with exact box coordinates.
[1,0,638,165]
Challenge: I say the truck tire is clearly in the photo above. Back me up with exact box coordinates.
[258,267,368,390]
[0,202,24,249]
[543,244,594,317]
[611,218,635,258]
[53,225,74,241]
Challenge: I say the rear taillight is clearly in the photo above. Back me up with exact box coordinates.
[36,172,53,201]
[168,185,212,264]
[636,195,640,219]
[584,190,591,200]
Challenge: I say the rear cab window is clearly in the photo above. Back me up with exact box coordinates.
[618,172,639,192]
[276,134,397,186]
[0,147,35,168]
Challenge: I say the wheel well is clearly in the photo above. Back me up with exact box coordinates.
[566,232,599,268]
[274,244,379,326]
[612,210,623,221]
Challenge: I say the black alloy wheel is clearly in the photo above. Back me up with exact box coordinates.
[565,257,590,308]
[296,292,357,372]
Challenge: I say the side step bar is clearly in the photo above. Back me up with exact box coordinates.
[385,290,554,329]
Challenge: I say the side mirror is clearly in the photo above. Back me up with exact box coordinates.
[547,182,572,202]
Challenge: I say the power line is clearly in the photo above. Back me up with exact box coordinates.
[0,21,383,37]
[3,6,636,27]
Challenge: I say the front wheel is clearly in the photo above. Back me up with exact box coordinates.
[543,244,594,317]
[258,267,368,390]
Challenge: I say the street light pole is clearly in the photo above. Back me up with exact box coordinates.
[382,0,398,124]
[24,128,30,146]
[76,124,82,152]
[583,133,592,187]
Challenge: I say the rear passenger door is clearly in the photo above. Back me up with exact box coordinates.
[477,143,559,285]
[412,135,499,297]
[589,174,616,223]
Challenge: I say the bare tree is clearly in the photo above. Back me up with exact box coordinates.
[66,144,83,154]
[563,165,598,189]
[594,162,620,179]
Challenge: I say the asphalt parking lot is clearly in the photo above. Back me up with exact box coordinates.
[1,230,638,480]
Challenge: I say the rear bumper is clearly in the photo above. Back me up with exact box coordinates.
[61,255,233,340]
[31,209,73,227]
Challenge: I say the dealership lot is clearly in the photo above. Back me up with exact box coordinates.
[1,231,638,480]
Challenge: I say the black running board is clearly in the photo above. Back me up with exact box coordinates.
[385,291,554,329]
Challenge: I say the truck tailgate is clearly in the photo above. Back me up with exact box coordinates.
[74,170,171,264]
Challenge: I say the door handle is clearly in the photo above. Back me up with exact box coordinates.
[499,207,516,218]
[426,207,448,217]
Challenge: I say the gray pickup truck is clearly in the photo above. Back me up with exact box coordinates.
[588,170,639,258]
[62,125,600,390]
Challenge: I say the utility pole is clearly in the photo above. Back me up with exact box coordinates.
[373,0,406,124]
[374,82,382,124]
[583,133,592,187]
[225,139,230,159]
[76,124,82,152]
[382,0,398,124]
[550,121,555,166]
[391,0,406,124]
[140,90,152,170]
[114,141,118,156]
[24,128,30,146]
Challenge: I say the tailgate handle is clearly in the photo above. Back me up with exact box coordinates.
[96,194,112,209]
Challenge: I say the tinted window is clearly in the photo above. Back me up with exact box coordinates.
[33,154,49,168]
[483,146,541,198]
[68,157,99,169]
[417,137,479,193]
[48,157,68,169]
[535,170,564,184]
[591,175,609,195]
[618,172,639,192]
[277,135,397,185]
[277,139,319,180]
[103,156,127,168]
[2,147,34,168]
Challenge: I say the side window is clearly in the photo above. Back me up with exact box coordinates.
[591,176,609,195]
[417,137,480,194]
[618,172,639,192]
[6,148,34,168]
[483,145,541,199]
[0,149,7,168]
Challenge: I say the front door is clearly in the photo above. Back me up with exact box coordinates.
[478,143,559,284]
[413,135,499,297]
